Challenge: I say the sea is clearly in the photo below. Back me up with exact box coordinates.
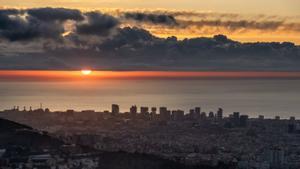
[0,79,300,119]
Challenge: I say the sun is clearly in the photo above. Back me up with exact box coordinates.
[81,69,92,75]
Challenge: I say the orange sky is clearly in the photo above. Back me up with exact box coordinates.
[1,71,300,81]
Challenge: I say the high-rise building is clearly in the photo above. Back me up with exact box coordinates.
[140,106,149,120]
[172,110,184,121]
[195,107,201,114]
[160,107,167,114]
[200,112,207,120]
[189,109,195,120]
[232,112,240,126]
[290,116,296,121]
[217,108,223,120]
[150,107,157,120]
[288,117,297,133]
[112,104,119,115]
[240,115,249,127]
[233,112,240,119]
[159,107,170,121]
[208,111,215,119]
[151,107,157,114]
[194,107,201,119]
[141,107,149,114]
[265,147,285,169]
[258,115,264,120]
[130,105,137,115]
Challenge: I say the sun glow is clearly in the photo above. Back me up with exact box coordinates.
[81,70,92,75]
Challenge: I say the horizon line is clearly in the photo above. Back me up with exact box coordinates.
[1,70,300,81]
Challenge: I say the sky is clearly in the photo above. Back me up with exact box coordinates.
[0,0,299,71]
[1,0,299,15]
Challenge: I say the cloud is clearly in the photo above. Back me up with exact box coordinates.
[175,19,300,33]
[11,27,297,71]
[123,12,177,26]
[179,20,284,31]
[114,9,300,38]
[0,8,119,41]
[0,8,84,41]
[0,8,300,71]
[0,11,64,41]
[27,7,84,22]
[76,12,119,36]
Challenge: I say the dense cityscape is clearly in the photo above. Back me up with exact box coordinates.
[1,104,299,169]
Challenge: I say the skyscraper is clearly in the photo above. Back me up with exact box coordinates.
[172,110,184,121]
[150,107,157,120]
[112,104,119,115]
[240,115,249,127]
[159,107,170,121]
[217,108,223,120]
[130,105,137,115]
[141,107,149,114]
[232,112,240,126]
[209,111,215,119]
[194,107,201,119]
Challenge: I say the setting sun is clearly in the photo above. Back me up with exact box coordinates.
[81,70,92,75]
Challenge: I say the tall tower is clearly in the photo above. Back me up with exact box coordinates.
[217,108,223,120]
[112,104,120,115]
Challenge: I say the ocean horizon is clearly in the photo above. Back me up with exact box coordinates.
[1,78,300,119]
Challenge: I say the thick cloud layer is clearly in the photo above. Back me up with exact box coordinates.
[0,8,300,71]
[0,11,64,41]
[0,8,118,41]
[76,12,119,36]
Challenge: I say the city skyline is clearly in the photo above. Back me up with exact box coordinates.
[2,103,296,120]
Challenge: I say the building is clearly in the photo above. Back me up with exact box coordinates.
[140,107,149,120]
[240,115,249,127]
[208,111,215,119]
[194,107,201,119]
[232,112,240,126]
[233,112,240,119]
[159,107,170,121]
[150,107,157,120]
[141,107,149,114]
[200,112,207,120]
[217,108,223,120]
[151,107,157,114]
[172,110,184,121]
[288,123,295,133]
[112,104,119,115]
[258,115,265,120]
[290,116,296,121]
[265,147,285,169]
[189,109,195,120]
[130,105,137,115]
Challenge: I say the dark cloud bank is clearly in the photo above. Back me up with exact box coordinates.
[0,8,300,71]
